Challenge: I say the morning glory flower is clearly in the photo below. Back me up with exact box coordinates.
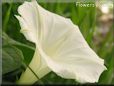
[15,0,107,84]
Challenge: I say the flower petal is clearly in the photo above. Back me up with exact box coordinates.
[16,0,43,43]
[15,15,37,43]
[37,24,107,83]
[16,0,107,83]
[33,2,106,83]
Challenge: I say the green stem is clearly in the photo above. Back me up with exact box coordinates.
[16,49,49,85]
[20,62,44,85]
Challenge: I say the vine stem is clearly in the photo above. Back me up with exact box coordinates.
[17,62,44,85]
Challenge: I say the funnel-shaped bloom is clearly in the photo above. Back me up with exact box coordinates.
[15,0,106,84]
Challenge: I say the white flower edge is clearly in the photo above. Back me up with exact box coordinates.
[15,0,107,84]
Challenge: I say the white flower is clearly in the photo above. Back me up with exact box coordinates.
[15,0,107,84]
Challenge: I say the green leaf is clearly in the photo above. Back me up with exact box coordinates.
[3,3,13,32]
[99,47,114,84]
[2,32,35,65]
[2,32,34,50]
[2,45,23,74]
[15,45,34,65]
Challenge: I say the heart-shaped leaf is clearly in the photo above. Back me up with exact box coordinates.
[2,45,23,74]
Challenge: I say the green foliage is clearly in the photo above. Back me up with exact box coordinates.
[2,45,23,74]
[2,32,35,65]
[2,1,113,85]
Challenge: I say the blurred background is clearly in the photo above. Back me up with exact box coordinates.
[2,0,114,85]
